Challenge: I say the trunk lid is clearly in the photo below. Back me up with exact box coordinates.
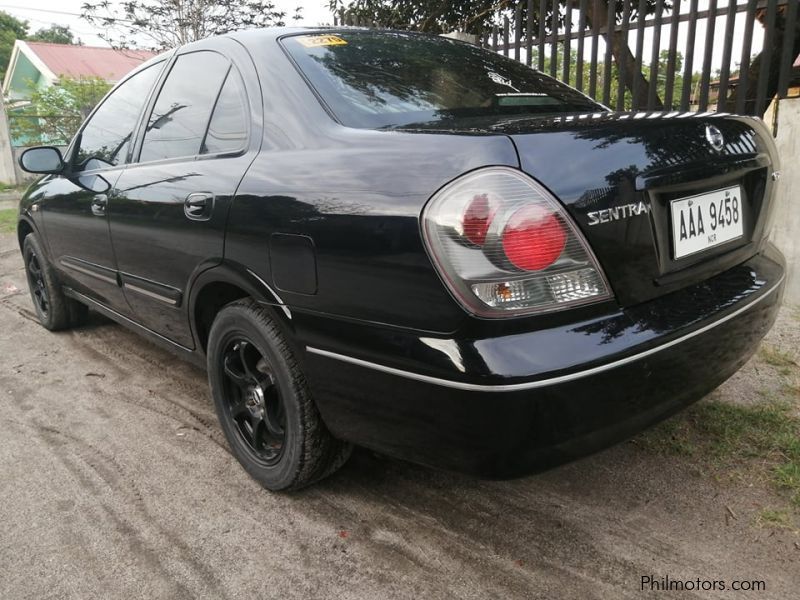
[499,112,779,306]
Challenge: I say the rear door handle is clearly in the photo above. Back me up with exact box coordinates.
[91,194,108,217]
[184,193,214,221]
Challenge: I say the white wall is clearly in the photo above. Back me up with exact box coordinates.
[767,97,800,306]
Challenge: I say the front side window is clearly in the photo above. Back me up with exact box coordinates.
[140,51,230,162]
[74,62,163,170]
[282,31,602,130]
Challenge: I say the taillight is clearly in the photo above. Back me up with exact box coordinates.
[501,205,567,271]
[463,193,497,246]
[421,167,612,317]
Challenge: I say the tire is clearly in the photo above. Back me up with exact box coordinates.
[22,234,88,331]
[207,299,351,491]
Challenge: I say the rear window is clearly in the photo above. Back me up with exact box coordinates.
[281,31,602,130]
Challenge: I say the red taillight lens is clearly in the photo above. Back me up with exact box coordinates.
[502,205,567,271]
[462,193,496,246]
[421,167,611,317]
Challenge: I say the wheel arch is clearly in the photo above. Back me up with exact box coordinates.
[17,216,36,251]
[189,262,295,354]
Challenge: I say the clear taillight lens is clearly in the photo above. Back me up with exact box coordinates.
[421,166,613,317]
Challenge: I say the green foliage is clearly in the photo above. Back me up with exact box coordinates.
[8,76,112,145]
[641,398,800,510]
[0,10,29,80]
[29,25,80,45]
[80,0,303,50]
[0,13,79,79]
[330,0,501,34]
[0,209,16,233]
[329,1,668,36]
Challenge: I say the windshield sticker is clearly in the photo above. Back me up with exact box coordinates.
[296,35,349,48]
[488,71,519,92]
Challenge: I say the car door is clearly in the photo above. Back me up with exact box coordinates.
[108,41,258,348]
[41,61,165,313]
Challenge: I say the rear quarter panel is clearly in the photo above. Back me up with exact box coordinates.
[226,128,519,333]
[225,31,520,333]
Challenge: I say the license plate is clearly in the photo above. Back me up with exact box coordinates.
[671,186,744,259]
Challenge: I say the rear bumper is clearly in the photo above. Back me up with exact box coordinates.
[300,246,785,478]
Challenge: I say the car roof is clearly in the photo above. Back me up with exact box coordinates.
[226,26,364,44]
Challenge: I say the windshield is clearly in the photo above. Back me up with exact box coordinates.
[281,31,603,130]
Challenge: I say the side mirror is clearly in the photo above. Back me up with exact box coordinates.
[19,146,65,174]
[77,173,111,194]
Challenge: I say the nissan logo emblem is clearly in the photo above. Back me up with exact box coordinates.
[705,124,725,151]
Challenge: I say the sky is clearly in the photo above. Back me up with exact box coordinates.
[0,0,767,75]
[0,0,335,45]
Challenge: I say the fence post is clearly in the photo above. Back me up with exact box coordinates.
[663,0,682,110]
[647,0,664,110]
[575,0,587,91]
[563,0,573,85]
[0,94,18,185]
[537,0,547,71]
[680,0,699,111]
[716,0,738,111]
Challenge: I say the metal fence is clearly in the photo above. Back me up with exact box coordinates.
[336,1,799,117]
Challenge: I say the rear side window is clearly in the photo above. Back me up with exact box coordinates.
[140,51,230,162]
[282,31,602,130]
[201,68,248,155]
[75,62,163,169]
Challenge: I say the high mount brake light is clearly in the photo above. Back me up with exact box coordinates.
[421,167,613,317]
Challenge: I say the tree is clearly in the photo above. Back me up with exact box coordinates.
[80,0,303,50]
[330,1,502,34]
[726,5,800,116]
[329,1,665,37]
[0,11,29,80]
[8,76,111,145]
[29,25,81,45]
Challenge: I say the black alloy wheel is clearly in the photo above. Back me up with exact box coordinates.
[207,299,352,491]
[25,248,49,317]
[221,337,286,465]
[22,234,87,331]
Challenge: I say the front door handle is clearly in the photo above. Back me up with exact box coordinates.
[91,194,108,217]
[184,193,214,221]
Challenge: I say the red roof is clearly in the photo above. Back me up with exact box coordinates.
[26,41,155,82]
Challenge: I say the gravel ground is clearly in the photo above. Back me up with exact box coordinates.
[0,228,798,600]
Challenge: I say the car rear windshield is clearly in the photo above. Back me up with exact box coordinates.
[281,31,603,130]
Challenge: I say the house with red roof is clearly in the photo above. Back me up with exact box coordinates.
[2,40,154,103]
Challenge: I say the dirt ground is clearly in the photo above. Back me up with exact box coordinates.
[0,227,798,600]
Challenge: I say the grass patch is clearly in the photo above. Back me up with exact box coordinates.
[640,399,800,509]
[0,182,27,193]
[0,208,16,233]
[774,462,800,507]
[756,508,794,529]
[759,345,798,369]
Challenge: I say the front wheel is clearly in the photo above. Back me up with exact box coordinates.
[207,299,351,491]
[22,234,87,331]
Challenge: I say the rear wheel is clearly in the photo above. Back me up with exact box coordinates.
[207,299,351,491]
[22,234,88,331]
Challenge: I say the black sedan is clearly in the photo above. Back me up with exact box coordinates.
[16,28,784,490]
